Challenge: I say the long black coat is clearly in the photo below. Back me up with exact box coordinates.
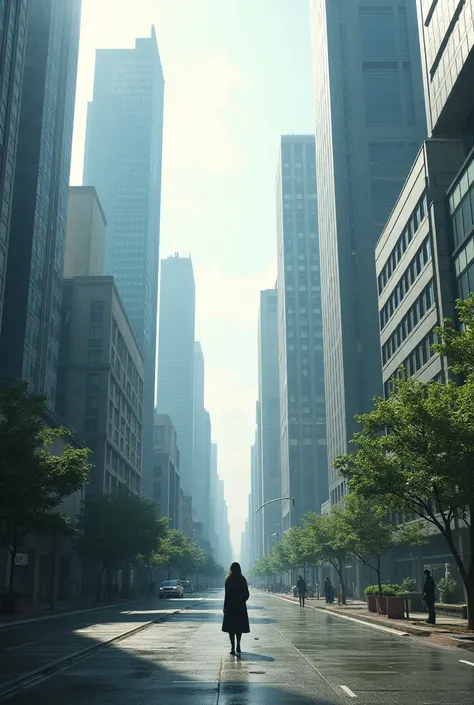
[222,576,250,634]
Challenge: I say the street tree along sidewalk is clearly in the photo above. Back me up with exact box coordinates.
[336,494,427,598]
[152,529,206,580]
[0,383,91,597]
[334,297,474,629]
[76,492,167,599]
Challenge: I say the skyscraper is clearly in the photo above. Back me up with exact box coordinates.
[156,254,196,496]
[193,342,206,531]
[309,0,426,506]
[0,0,28,337]
[257,288,281,552]
[276,135,328,529]
[83,26,164,497]
[0,0,82,402]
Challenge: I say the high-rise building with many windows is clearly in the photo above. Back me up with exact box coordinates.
[156,254,196,497]
[257,288,281,552]
[0,0,82,402]
[83,27,165,496]
[0,0,28,337]
[276,135,328,530]
[309,0,427,506]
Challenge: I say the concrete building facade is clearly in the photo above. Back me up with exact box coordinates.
[156,254,196,496]
[0,0,28,336]
[276,135,328,529]
[152,413,180,529]
[83,26,165,503]
[0,0,82,403]
[65,186,106,278]
[309,0,427,506]
[57,276,144,497]
[257,288,281,553]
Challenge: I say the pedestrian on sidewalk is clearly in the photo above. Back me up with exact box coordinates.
[324,576,333,604]
[422,569,436,624]
[222,562,250,655]
[297,575,307,607]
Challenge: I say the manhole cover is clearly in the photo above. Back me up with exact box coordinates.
[249,670,266,674]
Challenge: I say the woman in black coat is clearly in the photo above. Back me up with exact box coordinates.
[222,562,250,654]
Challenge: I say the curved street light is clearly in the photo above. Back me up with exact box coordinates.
[255,497,295,514]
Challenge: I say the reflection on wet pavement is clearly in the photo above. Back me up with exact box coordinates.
[3,592,474,704]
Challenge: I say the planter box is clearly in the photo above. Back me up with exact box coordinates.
[400,592,423,613]
[366,595,377,613]
[436,603,467,620]
[386,596,405,619]
[0,596,28,615]
[375,596,387,615]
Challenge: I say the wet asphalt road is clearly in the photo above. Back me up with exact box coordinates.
[1,591,474,704]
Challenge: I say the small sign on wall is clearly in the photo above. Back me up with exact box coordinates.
[15,553,29,566]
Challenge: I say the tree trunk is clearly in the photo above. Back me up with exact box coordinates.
[376,556,383,597]
[466,572,474,631]
[49,529,58,610]
[97,563,106,602]
[8,546,17,596]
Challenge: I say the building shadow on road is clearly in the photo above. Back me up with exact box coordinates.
[0,596,339,705]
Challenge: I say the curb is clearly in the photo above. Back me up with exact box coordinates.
[0,605,191,700]
[0,598,149,631]
[273,594,474,653]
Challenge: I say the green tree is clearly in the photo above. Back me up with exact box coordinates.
[76,492,166,599]
[337,494,426,596]
[334,372,474,628]
[0,383,91,595]
[152,529,203,579]
[433,293,474,374]
[301,512,351,604]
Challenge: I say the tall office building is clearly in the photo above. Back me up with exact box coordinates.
[309,0,427,506]
[65,186,106,278]
[0,0,28,336]
[257,288,281,552]
[83,26,164,497]
[193,342,207,531]
[156,254,196,495]
[276,135,328,529]
[0,0,82,402]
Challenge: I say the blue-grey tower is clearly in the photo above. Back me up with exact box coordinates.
[83,27,165,497]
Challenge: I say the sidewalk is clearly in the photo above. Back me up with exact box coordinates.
[275,593,474,651]
[0,595,145,627]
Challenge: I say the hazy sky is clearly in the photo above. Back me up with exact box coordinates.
[71,0,315,554]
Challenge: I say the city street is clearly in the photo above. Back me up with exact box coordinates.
[1,591,473,704]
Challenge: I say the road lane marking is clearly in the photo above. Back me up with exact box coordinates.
[340,685,357,698]
[459,659,474,668]
[6,642,35,652]
[272,595,409,636]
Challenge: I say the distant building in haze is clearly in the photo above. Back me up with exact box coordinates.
[257,288,281,553]
[309,0,427,507]
[152,414,180,529]
[276,135,328,529]
[156,254,196,496]
[83,26,165,501]
[0,0,82,403]
[65,187,106,278]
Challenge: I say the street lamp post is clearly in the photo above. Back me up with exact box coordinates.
[255,497,295,514]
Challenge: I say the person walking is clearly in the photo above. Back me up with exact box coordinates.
[297,575,307,607]
[422,569,436,624]
[323,576,332,604]
[222,562,250,655]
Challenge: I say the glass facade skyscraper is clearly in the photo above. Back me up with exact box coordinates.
[0,0,82,402]
[276,135,328,529]
[83,27,165,496]
[156,255,196,496]
[0,0,28,337]
[310,0,426,507]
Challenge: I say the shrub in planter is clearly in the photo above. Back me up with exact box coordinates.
[399,578,417,594]
[438,577,457,604]
[364,585,379,613]
[381,584,400,597]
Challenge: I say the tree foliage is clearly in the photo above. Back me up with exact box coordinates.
[433,292,474,375]
[151,529,205,578]
[0,383,91,593]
